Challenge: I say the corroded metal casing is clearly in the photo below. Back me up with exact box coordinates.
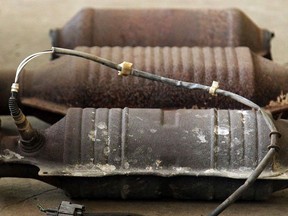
[1,108,288,200]
[19,47,288,114]
[0,70,15,114]
[50,8,273,58]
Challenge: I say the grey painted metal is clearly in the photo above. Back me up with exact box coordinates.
[59,108,268,172]
[1,108,288,199]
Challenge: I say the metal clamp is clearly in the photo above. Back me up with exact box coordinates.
[209,81,219,96]
[268,131,282,152]
[269,131,282,138]
[11,83,19,93]
[118,61,133,76]
[38,201,85,216]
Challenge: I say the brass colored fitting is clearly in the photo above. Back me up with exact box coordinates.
[118,61,133,76]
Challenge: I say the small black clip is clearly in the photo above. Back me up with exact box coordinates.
[38,201,85,216]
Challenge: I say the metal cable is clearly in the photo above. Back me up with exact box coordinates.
[53,47,121,71]
[12,47,280,216]
[15,50,53,83]
[208,148,276,216]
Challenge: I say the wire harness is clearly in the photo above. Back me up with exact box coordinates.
[9,47,281,216]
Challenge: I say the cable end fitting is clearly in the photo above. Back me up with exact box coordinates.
[11,83,19,93]
[268,131,281,152]
[118,61,133,76]
[209,81,219,96]
[12,110,44,153]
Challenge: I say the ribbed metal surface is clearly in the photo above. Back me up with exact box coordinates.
[2,108,288,200]
[50,8,273,58]
[61,108,270,174]
[40,108,278,200]
[22,46,264,112]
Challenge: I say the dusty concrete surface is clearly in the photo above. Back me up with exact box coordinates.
[1,178,288,216]
[1,0,288,215]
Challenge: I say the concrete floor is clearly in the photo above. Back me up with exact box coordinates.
[1,0,288,215]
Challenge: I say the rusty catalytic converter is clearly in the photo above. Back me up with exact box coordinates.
[1,47,285,215]
[0,107,287,200]
[50,8,273,59]
[0,47,286,117]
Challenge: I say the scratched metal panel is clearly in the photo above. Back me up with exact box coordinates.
[1,108,287,200]
[57,108,270,177]
[41,108,276,199]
